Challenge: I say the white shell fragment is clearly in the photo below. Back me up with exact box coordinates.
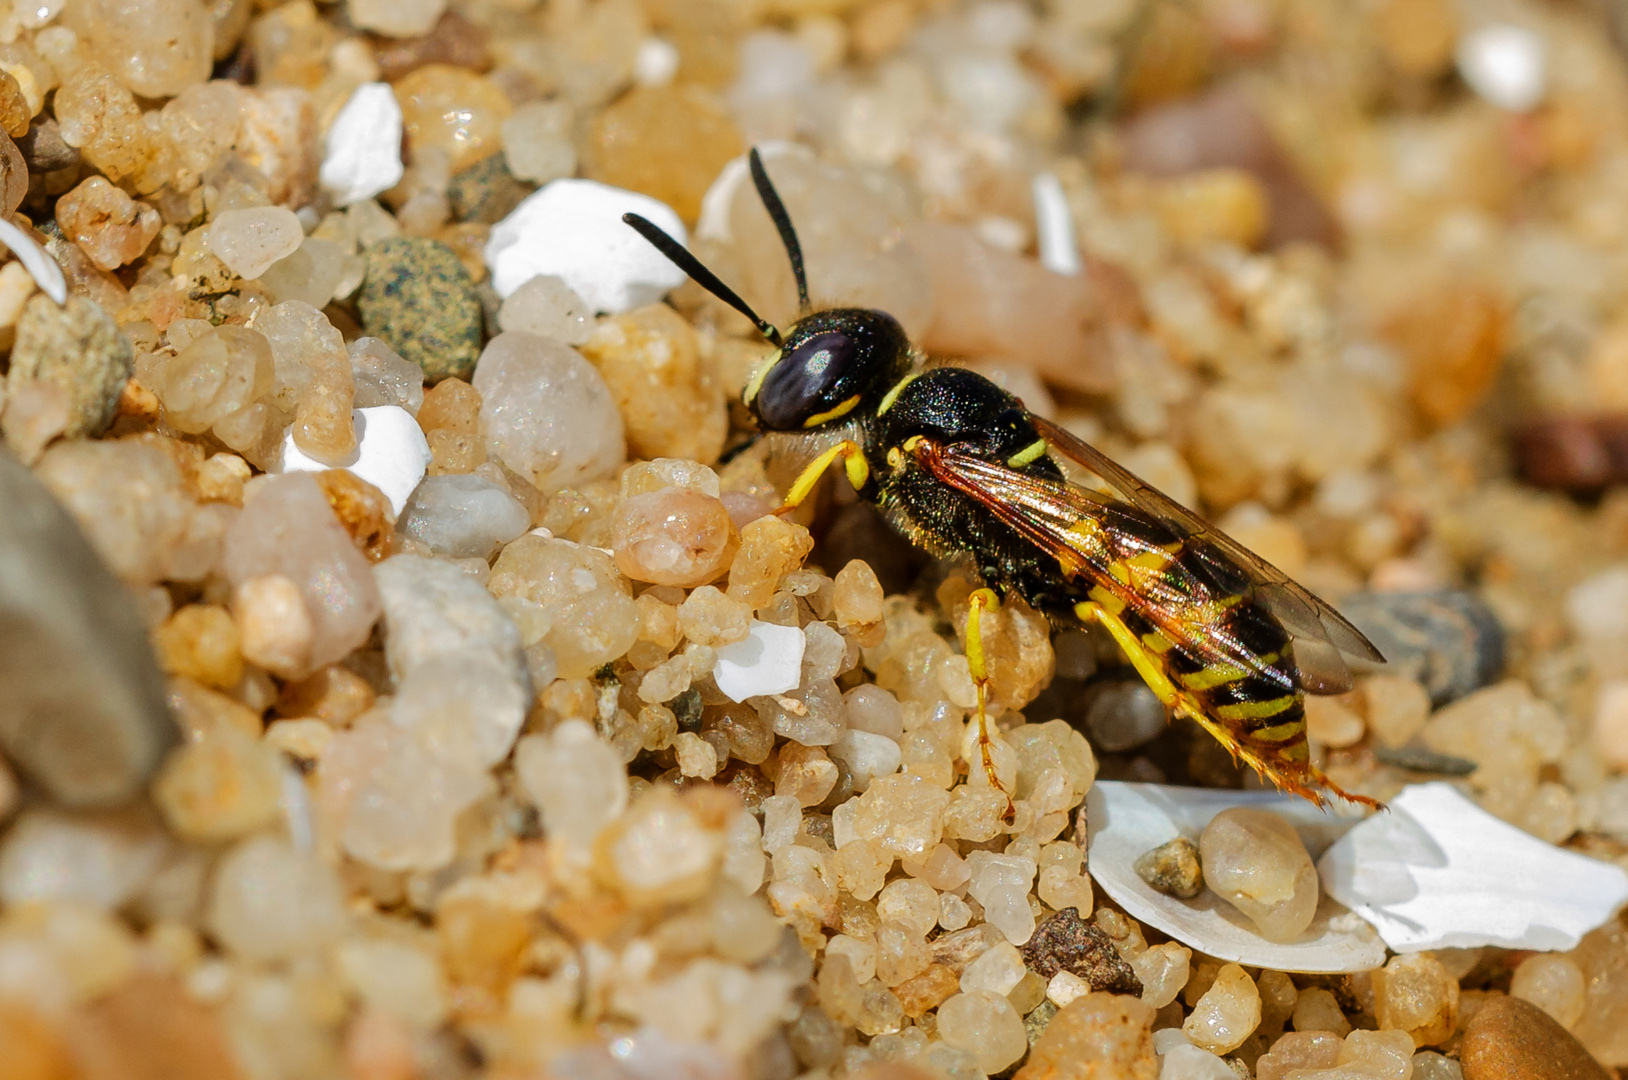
[270,405,430,517]
[712,620,806,703]
[1086,781,1386,973]
[1320,782,1628,953]
[1031,172,1081,277]
[0,216,66,304]
[484,179,688,312]
[319,82,405,207]
[1456,23,1547,112]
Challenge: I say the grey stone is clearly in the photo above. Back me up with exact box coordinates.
[0,449,175,806]
[1339,590,1505,706]
[396,474,530,560]
[374,553,527,691]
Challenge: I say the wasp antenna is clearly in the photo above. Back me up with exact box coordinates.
[747,147,810,315]
[621,212,783,347]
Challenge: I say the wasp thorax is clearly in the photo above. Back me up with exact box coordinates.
[746,308,910,431]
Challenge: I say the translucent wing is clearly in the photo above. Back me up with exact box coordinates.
[1029,416,1386,683]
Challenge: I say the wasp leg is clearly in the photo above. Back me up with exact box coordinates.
[966,587,1016,823]
[774,439,870,515]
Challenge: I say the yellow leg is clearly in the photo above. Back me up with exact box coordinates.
[775,439,869,514]
[966,587,1016,822]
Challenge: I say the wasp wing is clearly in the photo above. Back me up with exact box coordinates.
[915,445,1301,692]
[1028,416,1386,684]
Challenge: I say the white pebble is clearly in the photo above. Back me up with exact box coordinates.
[1159,1042,1238,1080]
[1046,970,1090,1008]
[270,405,430,517]
[485,179,689,313]
[320,82,405,207]
[1456,23,1546,112]
[1032,172,1081,277]
[633,36,680,87]
[960,941,1025,996]
[712,619,806,702]
[209,206,304,280]
[829,728,902,792]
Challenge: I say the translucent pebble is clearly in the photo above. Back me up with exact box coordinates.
[848,774,951,862]
[54,176,161,271]
[982,884,1036,946]
[960,941,1025,996]
[1182,962,1261,1055]
[622,458,720,499]
[54,64,157,189]
[833,559,885,640]
[844,684,903,740]
[1373,952,1459,1047]
[1257,1030,1343,1080]
[580,303,728,463]
[875,878,939,939]
[154,603,243,690]
[1199,807,1319,942]
[233,574,313,677]
[772,742,838,807]
[1021,992,1160,1078]
[155,324,274,436]
[1306,694,1366,749]
[678,585,753,647]
[728,516,815,610]
[488,536,638,679]
[514,719,628,850]
[62,0,212,98]
[497,274,593,346]
[1361,674,1432,748]
[349,0,444,40]
[292,364,357,463]
[0,808,166,910]
[598,786,719,905]
[1047,970,1092,1009]
[321,712,492,871]
[1411,1051,1465,1080]
[350,338,424,415]
[612,490,735,587]
[828,934,877,985]
[471,332,625,493]
[588,84,742,223]
[220,473,382,675]
[152,723,284,841]
[337,938,446,1028]
[829,729,902,792]
[903,842,971,892]
[394,64,510,170]
[396,474,529,559]
[939,892,972,931]
[1326,1029,1415,1079]
[259,236,353,309]
[256,299,347,414]
[1511,953,1586,1029]
[206,834,346,963]
[1294,988,1353,1035]
[501,101,576,185]
[1131,941,1191,1008]
[674,731,719,778]
[936,990,1028,1074]
[208,206,304,280]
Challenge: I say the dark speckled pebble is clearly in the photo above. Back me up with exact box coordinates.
[1461,996,1610,1080]
[357,236,483,383]
[447,153,534,224]
[1339,590,1505,706]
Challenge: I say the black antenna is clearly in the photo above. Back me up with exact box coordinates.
[748,148,810,315]
[622,212,783,347]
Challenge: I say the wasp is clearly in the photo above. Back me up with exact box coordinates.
[624,150,1386,811]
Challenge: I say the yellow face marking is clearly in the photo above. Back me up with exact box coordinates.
[1213,696,1297,723]
[887,447,904,470]
[1006,438,1048,469]
[902,435,924,453]
[742,349,780,405]
[1177,663,1249,692]
[877,372,921,415]
[803,393,862,427]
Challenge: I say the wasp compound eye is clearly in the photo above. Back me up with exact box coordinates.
[753,329,863,430]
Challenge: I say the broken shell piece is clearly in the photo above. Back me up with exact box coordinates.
[0,216,66,304]
[1086,781,1386,973]
[1319,782,1628,952]
[711,620,804,703]
[270,405,430,517]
